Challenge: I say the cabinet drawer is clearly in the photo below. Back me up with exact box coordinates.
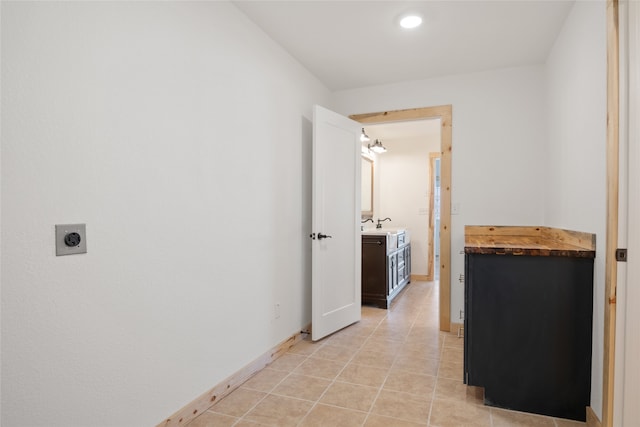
[363,236,386,246]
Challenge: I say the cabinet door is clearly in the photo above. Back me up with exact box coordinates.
[362,236,387,302]
[388,254,396,295]
[406,245,411,279]
[465,253,594,421]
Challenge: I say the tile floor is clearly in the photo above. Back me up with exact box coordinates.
[187,281,586,427]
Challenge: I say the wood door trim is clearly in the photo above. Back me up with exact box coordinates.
[603,0,620,425]
[351,105,453,332]
[427,152,440,281]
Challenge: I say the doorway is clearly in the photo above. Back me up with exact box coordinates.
[363,119,440,283]
[350,105,453,332]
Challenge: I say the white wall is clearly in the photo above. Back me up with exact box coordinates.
[544,2,607,420]
[0,2,329,426]
[375,135,440,276]
[331,65,548,324]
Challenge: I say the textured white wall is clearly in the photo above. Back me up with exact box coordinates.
[1,2,328,426]
[544,2,607,419]
[330,65,548,325]
[376,135,440,276]
[1,1,610,425]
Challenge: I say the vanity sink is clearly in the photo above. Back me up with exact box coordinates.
[361,228,409,252]
[362,227,405,235]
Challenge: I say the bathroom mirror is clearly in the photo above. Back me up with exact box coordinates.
[361,156,373,218]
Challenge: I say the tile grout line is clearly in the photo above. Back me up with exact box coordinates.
[363,282,436,426]
[209,282,433,427]
[228,355,308,426]
[412,282,438,427]
[295,310,389,426]
[423,284,442,427]
[227,336,333,426]
[197,280,589,427]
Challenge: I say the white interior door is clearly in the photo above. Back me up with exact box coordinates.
[311,105,361,341]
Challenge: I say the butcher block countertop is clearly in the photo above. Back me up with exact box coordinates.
[464,226,596,258]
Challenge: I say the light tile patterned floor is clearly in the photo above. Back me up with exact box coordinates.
[187,281,586,426]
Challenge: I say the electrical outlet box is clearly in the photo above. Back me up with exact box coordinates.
[55,224,87,256]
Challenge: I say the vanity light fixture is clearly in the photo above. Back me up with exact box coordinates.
[360,128,370,142]
[368,139,387,154]
[400,14,422,29]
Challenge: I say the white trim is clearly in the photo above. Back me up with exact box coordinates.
[622,1,640,424]
[616,1,640,424]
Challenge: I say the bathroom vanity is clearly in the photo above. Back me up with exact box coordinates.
[464,225,595,421]
[361,229,411,308]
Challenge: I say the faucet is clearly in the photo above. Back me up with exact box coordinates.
[361,218,374,231]
[376,218,391,229]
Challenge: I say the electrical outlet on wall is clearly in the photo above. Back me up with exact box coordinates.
[55,224,87,256]
[275,303,281,319]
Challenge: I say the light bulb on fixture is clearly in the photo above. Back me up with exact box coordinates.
[360,128,370,142]
[400,15,422,29]
[368,139,387,154]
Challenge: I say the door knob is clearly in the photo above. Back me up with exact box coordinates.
[317,233,332,240]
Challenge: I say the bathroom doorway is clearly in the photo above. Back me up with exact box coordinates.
[364,120,440,283]
[350,105,453,332]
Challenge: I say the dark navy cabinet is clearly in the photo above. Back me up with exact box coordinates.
[362,232,411,309]
[463,226,595,422]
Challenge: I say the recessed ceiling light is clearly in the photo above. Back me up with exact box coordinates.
[400,15,422,29]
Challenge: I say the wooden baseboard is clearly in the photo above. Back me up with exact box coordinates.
[586,406,602,427]
[156,325,310,427]
[450,322,464,337]
[411,274,430,281]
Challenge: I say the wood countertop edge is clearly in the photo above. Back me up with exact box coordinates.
[464,246,596,258]
[464,225,596,258]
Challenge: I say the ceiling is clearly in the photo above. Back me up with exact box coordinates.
[233,0,575,92]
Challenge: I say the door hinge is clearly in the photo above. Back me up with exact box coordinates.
[616,248,628,262]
